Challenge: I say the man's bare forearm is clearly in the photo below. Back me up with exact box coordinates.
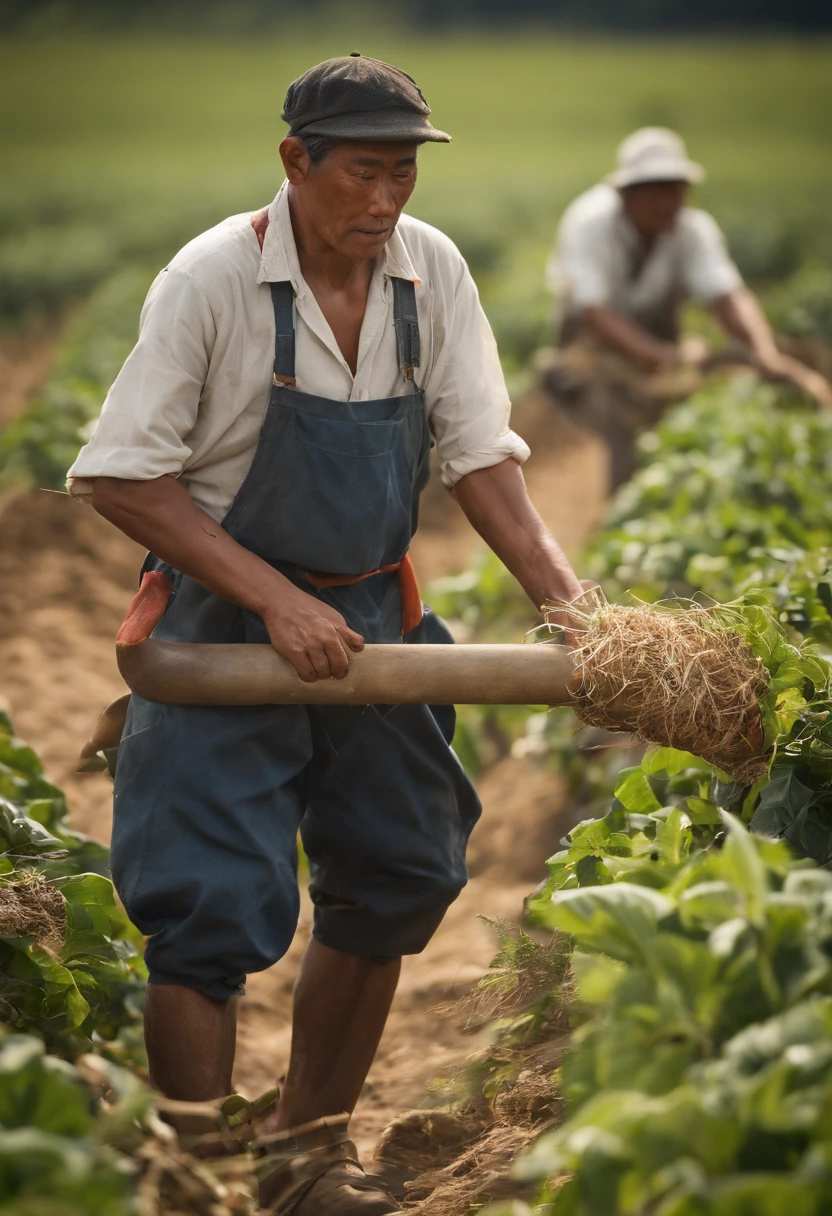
[710,289,832,407]
[710,288,778,362]
[90,475,286,616]
[454,459,583,613]
[582,304,678,370]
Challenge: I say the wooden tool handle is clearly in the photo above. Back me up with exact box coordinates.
[117,640,579,707]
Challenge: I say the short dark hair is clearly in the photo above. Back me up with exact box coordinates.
[300,134,340,166]
[299,133,425,166]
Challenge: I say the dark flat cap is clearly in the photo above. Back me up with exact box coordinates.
[283,52,451,144]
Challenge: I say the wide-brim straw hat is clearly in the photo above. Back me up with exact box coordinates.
[606,127,705,188]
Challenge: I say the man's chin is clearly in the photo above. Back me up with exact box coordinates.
[342,231,392,259]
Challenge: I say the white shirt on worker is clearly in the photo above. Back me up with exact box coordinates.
[547,183,743,329]
[67,182,530,522]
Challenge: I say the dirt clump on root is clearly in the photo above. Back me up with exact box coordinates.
[0,874,66,952]
[558,601,770,785]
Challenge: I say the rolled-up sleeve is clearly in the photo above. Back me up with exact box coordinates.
[425,255,530,489]
[681,211,743,303]
[66,267,215,500]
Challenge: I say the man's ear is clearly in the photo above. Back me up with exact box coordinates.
[280,137,310,185]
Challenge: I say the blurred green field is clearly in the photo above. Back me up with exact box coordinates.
[0,32,830,459]
[2,35,831,293]
[3,37,830,206]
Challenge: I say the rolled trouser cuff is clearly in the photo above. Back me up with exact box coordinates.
[145,968,247,1003]
[311,875,465,961]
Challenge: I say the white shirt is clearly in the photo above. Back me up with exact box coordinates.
[67,183,529,522]
[547,183,742,330]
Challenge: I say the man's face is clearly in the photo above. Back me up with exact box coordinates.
[282,139,419,261]
[621,180,688,240]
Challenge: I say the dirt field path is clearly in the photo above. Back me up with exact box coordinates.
[0,319,63,429]
[0,371,608,1165]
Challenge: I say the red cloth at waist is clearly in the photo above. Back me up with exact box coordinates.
[305,553,423,637]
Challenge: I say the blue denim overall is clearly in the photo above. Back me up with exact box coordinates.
[109,277,482,1001]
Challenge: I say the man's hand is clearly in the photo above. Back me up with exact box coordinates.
[678,333,711,368]
[754,350,832,408]
[259,582,364,683]
[543,579,604,649]
[711,288,832,408]
[90,475,363,683]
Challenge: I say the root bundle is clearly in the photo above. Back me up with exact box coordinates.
[553,599,770,785]
[0,874,66,952]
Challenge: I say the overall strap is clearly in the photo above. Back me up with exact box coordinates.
[269,281,296,386]
[391,278,421,381]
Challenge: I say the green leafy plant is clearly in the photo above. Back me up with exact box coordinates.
[0,1028,149,1215]
[518,817,832,1215]
[586,380,832,608]
[764,261,832,346]
[0,267,154,494]
[0,712,146,1062]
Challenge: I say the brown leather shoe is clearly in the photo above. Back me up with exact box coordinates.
[256,1116,401,1214]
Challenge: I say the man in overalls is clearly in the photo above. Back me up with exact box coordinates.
[67,54,584,1214]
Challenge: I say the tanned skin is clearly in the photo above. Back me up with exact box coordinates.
[581,180,832,406]
[89,139,585,1142]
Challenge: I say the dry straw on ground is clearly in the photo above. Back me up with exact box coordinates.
[435,920,572,1032]
[374,927,572,1215]
[393,1039,566,1216]
[0,873,66,952]
[547,598,770,785]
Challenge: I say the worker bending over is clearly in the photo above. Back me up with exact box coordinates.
[67,54,584,1215]
[543,127,832,487]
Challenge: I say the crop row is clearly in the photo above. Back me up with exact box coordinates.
[434,379,832,1213]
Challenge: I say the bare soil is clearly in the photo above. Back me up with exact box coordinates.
[0,362,608,1178]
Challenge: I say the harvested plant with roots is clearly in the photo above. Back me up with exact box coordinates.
[547,598,771,786]
[0,873,66,953]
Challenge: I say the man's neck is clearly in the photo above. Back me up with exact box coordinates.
[627,217,658,251]
[287,188,374,293]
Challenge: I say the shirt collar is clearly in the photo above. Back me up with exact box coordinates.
[257,182,420,287]
[611,192,641,251]
[611,188,675,258]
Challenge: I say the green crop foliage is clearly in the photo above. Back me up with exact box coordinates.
[586,379,832,611]
[765,262,832,346]
[465,379,832,1213]
[0,1029,149,1215]
[0,711,146,1063]
[0,718,153,1208]
[0,267,153,493]
[434,379,832,863]
[517,818,832,1215]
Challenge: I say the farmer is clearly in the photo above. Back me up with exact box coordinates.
[542,126,832,487]
[66,54,584,1214]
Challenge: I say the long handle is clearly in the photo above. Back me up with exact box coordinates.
[117,640,579,706]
